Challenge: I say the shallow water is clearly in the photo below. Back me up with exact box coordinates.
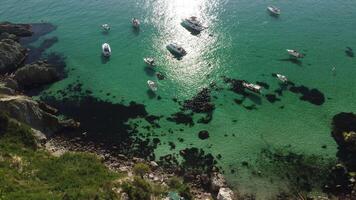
[2,0,356,198]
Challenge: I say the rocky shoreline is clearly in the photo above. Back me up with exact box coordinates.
[0,21,234,200]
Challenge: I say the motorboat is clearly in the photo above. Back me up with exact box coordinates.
[101,24,110,32]
[102,43,111,57]
[276,74,288,83]
[144,57,155,67]
[132,18,140,28]
[267,6,281,15]
[147,80,158,91]
[287,49,304,58]
[167,43,187,57]
[242,82,262,93]
[182,16,205,32]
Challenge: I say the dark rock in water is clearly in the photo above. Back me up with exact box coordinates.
[197,113,213,124]
[19,23,57,45]
[183,88,215,114]
[256,81,270,89]
[144,115,161,128]
[234,98,244,105]
[179,147,217,173]
[25,37,59,64]
[265,94,281,103]
[223,77,246,95]
[167,112,194,127]
[0,39,27,73]
[198,130,209,140]
[331,112,356,170]
[345,47,354,58]
[244,104,257,110]
[13,61,59,88]
[156,72,165,80]
[289,85,325,105]
[168,141,176,150]
[41,93,159,159]
[0,22,32,37]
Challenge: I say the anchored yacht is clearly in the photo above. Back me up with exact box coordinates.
[242,82,262,93]
[182,16,205,32]
[132,18,140,28]
[167,43,187,57]
[102,43,111,57]
[147,80,158,91]
[267,6,281,15]
[144,57,155,67]
[287,49,304,58]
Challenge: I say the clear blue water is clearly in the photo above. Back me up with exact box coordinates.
[2,0,356,198]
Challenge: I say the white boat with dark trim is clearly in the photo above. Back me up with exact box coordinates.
[101,24,110,32]
[147,80,158,91]
[267,6,280,15]
[242,82,262,93]
[144,57,155,67]
[132,18,140,28]
[287,49,304,58]
[167,43,187,57]
[276,74,288,83]
[182,16,205,32]
[102,43,111,57]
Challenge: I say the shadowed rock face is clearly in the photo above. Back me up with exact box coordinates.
[0,39,27,73]
[14,61,59,89]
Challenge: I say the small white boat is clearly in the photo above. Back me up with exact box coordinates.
[182,16,205,32]
[144,57,155,67]
[267,6,281,15]
[287,49,304,58]
[276,74,288,83]
[132,18,140,28]
[242,82,262,93]
[167,43,187,57]
[101,24,110,32]
[147,80,158,91]
[102,43,111,57]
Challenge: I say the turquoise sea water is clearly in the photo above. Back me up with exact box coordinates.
[2,0,356,198]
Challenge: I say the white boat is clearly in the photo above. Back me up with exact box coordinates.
[101,24,110,32]
[102,43,111,57]
[182,16,205,32]
[167,43,187,57]
[267,6,281,15]
[287,49,304,58]
[242,82,262,93]
[132,18,140,28]
[144,57,155,67]
[147,80,158,91]
[276,74,288,83]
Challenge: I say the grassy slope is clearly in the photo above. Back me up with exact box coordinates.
[0,113,120,200]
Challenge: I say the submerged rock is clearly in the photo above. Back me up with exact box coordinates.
[0,22,32,37]
[289,85,325,105]
[0,39,27,73]
[198,130,210,140]
[13,61,59,88]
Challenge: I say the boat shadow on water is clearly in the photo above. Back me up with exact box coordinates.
[101,55,110,64]
[278,58,303,66]
[147,90,156,99]
[132,27,140,36]
[144,67,155,76]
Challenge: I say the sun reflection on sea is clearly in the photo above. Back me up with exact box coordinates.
[143,0,224,95]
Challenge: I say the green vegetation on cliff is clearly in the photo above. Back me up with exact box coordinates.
[0,112,119,200]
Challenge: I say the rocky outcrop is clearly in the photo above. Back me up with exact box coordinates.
[217,187,234,200]
[0,94,79,136]
[0,83,15,95]
[0,22,32,37]
[0,39,27,73]
[13,61,59,88]
[210,172,228,193]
